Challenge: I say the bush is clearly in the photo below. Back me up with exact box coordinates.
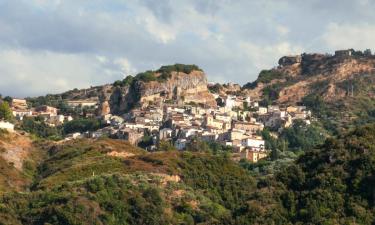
[257,70,285,84]
[21,116,62,140]
[0,101,13,122]
[157,64,202,75]
[63,118,101,134]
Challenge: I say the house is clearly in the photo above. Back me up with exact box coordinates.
[10,99,28,110]
[335,49,354,57]
[215,113,232,123]
[201,132,219,142]
[66,100,98,108]
[224,95,236,110]
[232,121,264,134]
[35,105,58,117]
[144,123,160,132]
[110,116,124,126]
[175,138,187,150]
[117,128,144,145]
[227,129,246,141]
[159,128,173,140]
[204,115,225,130]
[12,109,33,120]
[258,107,268,115]
[241,149,268,163]
[241,137,265,151]
[0,121,14,132]
[48,115,65,125]
[65,132,82,140]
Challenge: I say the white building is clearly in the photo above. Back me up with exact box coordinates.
[0,121,14,132]
[224,95,236,110]
[159,128,173,140]
[241,137,265,151]
[258,107,268,115]
[175,138,187,150]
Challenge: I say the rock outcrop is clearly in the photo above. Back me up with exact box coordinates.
[244,49,375,105]
[108,69,217,114]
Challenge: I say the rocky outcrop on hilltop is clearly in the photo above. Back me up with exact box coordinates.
[109,68,217,114]
[37,64,217,115]
[208,83,242,95]
[99,64,216,115]
[244,49,375,105]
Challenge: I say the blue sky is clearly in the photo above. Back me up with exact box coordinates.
[0,0,375,97]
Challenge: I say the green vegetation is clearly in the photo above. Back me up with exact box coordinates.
[63,118,101,134]
[257,70,285,84]
[113,75,135,87]
[21,116,62,140]
[243,120,328,176]
[0,138,257,224]
[157,64,202,74]
[113,64,202,87]
[0,101,14,121]
[243,70,286,90]
[1,123,375,224]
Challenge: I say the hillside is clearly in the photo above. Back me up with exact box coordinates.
[0,130,44,193]
[244,124,375,224]
[0,124,375,224]
[0,137,256,225]
[27,64,217,116]
[244,49,375,133]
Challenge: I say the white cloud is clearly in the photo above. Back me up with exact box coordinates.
[239,41,304,71]
[322,23,375,50]
[1,0,374,96]
[0,49,123,97]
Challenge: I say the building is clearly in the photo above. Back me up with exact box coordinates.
[117,128,144,145]
[35,106,58,117]
[335,49,354,57]
[241,149,268,163]
[0,121,14,132]
[241,137,265,151]
[232,121,264,134]
[10,99,28,110]
[48,115,65,125]
[66,100,98,108]
[12,109,33,120]
[159,128,173,140]
[175,138,187,150]
[258,107,268,115]
[204,115,225,130]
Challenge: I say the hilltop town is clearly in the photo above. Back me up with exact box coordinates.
[1,49,375,225]
[0,63,314,163]
[2,49,375,163]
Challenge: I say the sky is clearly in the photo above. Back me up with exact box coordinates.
[1,0,375,97]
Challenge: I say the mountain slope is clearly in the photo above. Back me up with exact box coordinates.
[27,64,217,116]
[244,50,375,133]
[0,138,255,225]
[240,124,375,224]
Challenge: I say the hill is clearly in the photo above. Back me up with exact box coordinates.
[243,49,375,133]
[0,137,256,225]
[0,125,375,224]
[242,124,375,224]
[26,64,217,116]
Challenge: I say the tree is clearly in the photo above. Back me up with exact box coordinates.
[158,140,175,151]
[0,101,13,121]
[2,96,12,104]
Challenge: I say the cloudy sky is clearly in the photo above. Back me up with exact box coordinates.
[0,0,374,97]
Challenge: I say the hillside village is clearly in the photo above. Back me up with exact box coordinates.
[1,79,312,163]
[4,47,372,163]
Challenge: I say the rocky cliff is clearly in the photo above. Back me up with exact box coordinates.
[244,49,375,105]
[108,69,217,114]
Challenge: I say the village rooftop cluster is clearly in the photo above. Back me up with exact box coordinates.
[2,91,312,163]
